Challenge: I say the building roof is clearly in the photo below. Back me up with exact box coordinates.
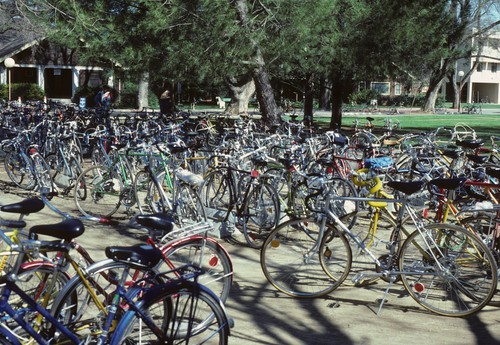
[0,29,42,63]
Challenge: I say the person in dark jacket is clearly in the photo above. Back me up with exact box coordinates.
[159,89,175,115]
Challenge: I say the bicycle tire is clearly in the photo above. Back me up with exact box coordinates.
[398,223,497,316]
[260,217,351,298]
[199,169,234,210]
[242,181,280,249]
[110,281,230,345]
[50,259,159,341]
[459,213,500,305]
[74,165,123,218]
[46,155,81,193]
[31,153,53,192]
[4,151,34,190]
[161,238,233,303]
[4,264,72,341]
[173,183,207,226]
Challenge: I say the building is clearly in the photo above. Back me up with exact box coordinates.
[455,31,500,104]
[0,31,108,101]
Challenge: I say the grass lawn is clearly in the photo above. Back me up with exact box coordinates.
[306,110,500,145]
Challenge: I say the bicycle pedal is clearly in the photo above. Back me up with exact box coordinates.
[351,272,366,285]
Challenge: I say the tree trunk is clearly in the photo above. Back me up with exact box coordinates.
[451,72,459,109]
[423,81,443,112]
[226,74,255,115]
[137,71,149,110]
[329,75,344,129]
[422,58,450,112]
[253,63,281,125]
[234,0,281,125]
[303,73,314,127]
[319,77,332,111]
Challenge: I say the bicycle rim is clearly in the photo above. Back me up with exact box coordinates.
[260,218,349,298]
[399,223,497,316]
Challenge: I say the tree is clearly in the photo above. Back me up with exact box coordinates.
[422,0,500,111]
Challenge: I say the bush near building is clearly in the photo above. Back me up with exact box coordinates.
[0,83,45,101]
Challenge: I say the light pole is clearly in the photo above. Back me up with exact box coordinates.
[4,57,15,101]
[457,70,464,113]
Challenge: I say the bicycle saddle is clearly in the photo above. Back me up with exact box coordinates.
[486,167,500,180]
[136,213,175,233]
[1,198,45,214]
[387,181,424,195]
[428,177,466,190]
[455,139,484,149]
[105,244,164,269]
[466,154,488,165]
[29,218,85,241]
[441,149,462,160]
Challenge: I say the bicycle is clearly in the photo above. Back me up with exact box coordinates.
[0,233,230,344]
[132,143,206,225]
[199,148,280,248]
[2,130,53,193]
[46,215,232,341]
[261,176,497,316]
[73,133,135,218]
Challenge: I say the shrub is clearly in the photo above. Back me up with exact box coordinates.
[348,89,380,105]
[0,83,45,101]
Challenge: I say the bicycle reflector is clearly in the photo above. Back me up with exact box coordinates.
[414,282,425,293]
[251,170,259,178]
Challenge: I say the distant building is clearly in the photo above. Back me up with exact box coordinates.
[0,31,109,101]
[454,31,500,104]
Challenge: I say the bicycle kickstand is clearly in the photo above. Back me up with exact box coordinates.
[376,280,394,316]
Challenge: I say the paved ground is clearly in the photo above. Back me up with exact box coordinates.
[0,171,499,344]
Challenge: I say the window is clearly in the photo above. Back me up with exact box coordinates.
[492,63,497,73]
[477,62,485,72]
[371,82,390,95]
[394,83,401,95]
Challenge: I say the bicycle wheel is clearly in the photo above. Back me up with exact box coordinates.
[134,170,154,214]
[31,153,53,192]
[74,165,123,218]
[243,182,280,249]
[110,282,229,345]
[322,177,359,230]
[459,213,500,305]
[260,218,351,298]
[50,259,158,341]
[173,183,207,225]
[46,155,82,193]
[161,238,232,303]
[399,223,497,316]
[200,169,233,210]
[4,264,71,339]
[4,152,35,190]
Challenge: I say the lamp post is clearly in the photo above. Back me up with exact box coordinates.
[4,57,15,101]
[457,70,464,113]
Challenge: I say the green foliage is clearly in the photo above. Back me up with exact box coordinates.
[348,89,380,105]
[0,83,45,101]
[117,81,137,108]
[16,0,487,114]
